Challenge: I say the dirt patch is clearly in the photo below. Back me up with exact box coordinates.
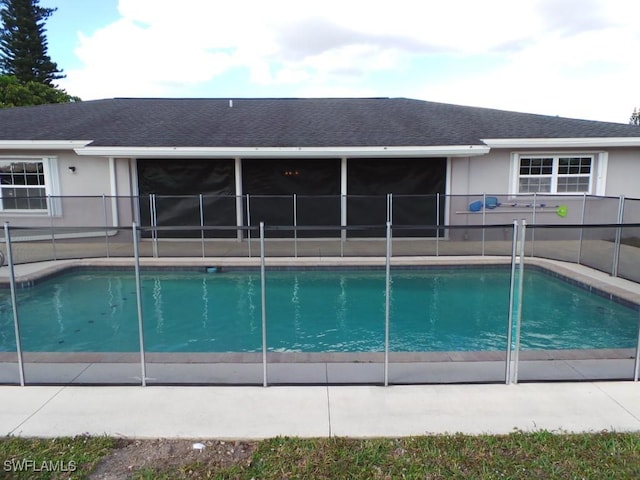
[89,438,256,479]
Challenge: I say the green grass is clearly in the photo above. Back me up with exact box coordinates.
[132,432,640,480]
[0,435,120,479]
[3,432,640,480]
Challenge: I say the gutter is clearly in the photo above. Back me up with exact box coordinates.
[73,145,491,158]
[0,140,93,150]
[482,137,640,148]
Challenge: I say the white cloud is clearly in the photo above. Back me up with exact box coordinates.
[419,19,640,122]
[58,0,640,122]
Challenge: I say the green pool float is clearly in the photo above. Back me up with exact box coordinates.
[556,205,568,217]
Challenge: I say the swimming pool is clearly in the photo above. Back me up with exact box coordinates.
[0,267,637,353]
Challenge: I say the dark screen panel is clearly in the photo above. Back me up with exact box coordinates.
[137,159,236,238]
[242,159,341,237]
[347,158,446,237]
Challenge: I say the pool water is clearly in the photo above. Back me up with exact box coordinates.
[0,268,637,353]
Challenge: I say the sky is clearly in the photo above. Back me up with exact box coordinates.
[36,0,640,124]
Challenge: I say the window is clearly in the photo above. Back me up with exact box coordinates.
[517,155,593,194]
[0,158,58,212]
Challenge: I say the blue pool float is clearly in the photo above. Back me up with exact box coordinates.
[485,196,500,209]
[468,200,483,212]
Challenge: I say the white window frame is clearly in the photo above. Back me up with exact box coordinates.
[510,152,604,195]
[0,156,60,215]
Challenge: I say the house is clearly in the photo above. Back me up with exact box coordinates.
[0,97,639,238]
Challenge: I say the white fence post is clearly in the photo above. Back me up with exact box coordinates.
[612,195,625,277]
[132,222,148,386]
[384,221,392,386]
[511,219,527,384]
[5,222,25,386]
[260,222,268,387]
[505,220,519,384]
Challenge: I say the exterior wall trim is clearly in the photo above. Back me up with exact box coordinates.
[74,145,490,158]
[483,138,640,148]
[0,140,92,150]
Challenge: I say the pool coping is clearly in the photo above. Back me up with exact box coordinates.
[0,348,635,364]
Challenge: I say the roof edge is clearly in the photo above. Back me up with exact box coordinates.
[74,145,491,158]
[482,137,640,148]
[0,140,93,150]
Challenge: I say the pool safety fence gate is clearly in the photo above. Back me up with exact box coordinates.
[2,219,640,387]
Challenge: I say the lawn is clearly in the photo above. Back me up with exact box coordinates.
[2,432,640,479]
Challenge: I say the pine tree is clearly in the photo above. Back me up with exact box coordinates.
[0,0,63,85]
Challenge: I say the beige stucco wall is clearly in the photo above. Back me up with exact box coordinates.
[110,157,137,227]
[604,148,640,198]
[57,151,111,196]
[449,151,512,195]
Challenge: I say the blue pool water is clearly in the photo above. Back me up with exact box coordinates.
[0,268,637,353]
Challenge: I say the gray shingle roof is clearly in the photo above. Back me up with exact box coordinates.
[0,97,638,147]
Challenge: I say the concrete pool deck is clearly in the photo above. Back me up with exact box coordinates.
[2,382,640,438]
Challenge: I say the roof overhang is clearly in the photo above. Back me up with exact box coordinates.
[73,145,491,158]
[482,137,640,148]
[0,140,93,150]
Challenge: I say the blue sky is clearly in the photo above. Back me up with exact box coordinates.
[37,0,640,123]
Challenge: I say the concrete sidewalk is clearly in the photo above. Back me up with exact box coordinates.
[2,382,640,439]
